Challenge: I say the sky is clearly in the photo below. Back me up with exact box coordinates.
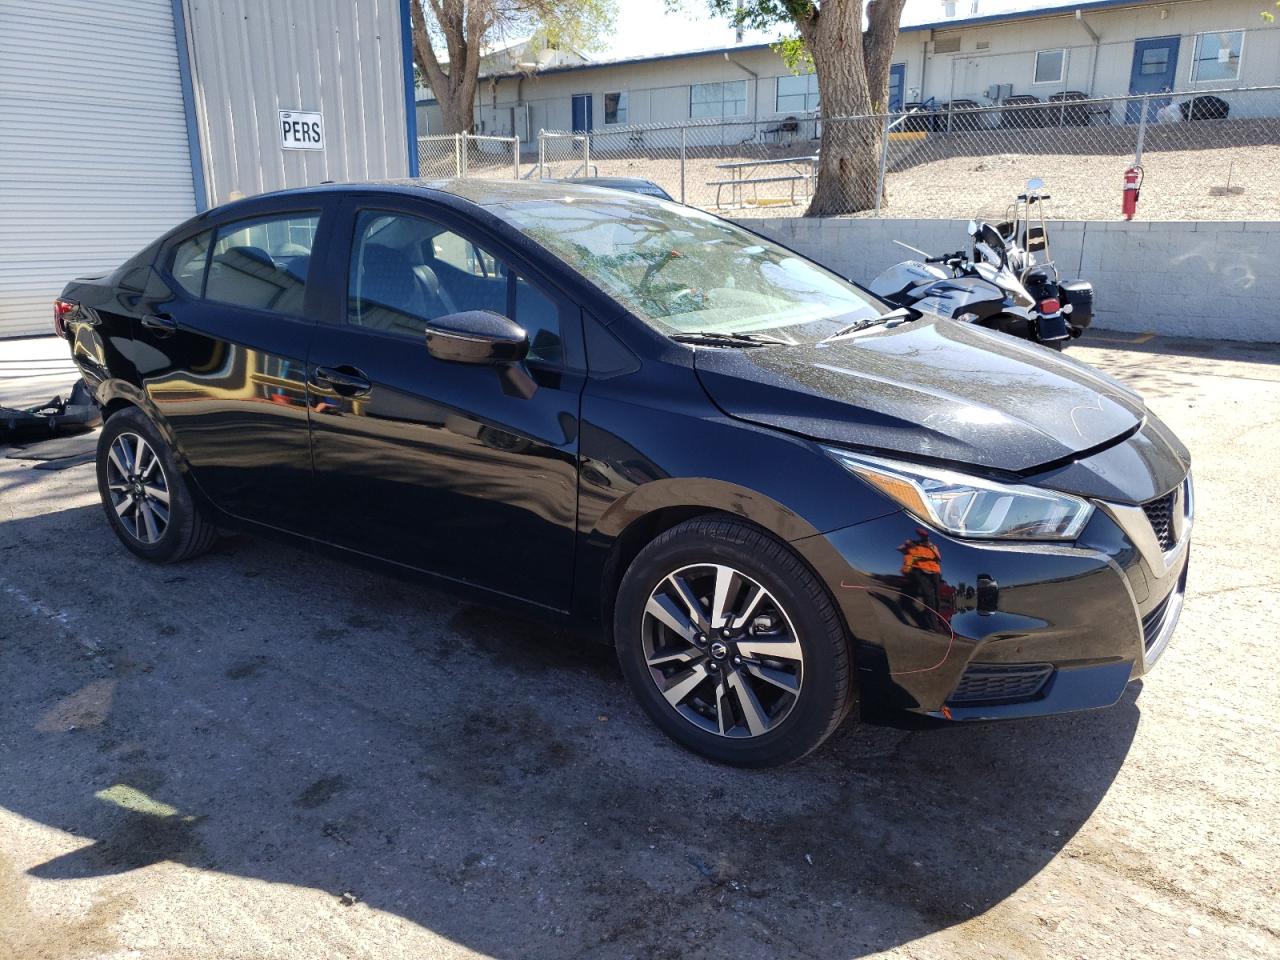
[596,0,1052,61]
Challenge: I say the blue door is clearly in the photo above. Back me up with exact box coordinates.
[1127,36,1180,123]
[888,63,906,112]
[571,94,593,133]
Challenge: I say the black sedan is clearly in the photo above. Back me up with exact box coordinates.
[58,180,1191,767]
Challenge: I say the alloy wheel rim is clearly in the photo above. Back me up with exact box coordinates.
[642,563,804,739]
[105,432,171,544]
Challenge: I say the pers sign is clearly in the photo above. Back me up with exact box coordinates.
[279,110,324,151]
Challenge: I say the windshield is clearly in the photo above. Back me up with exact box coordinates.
[492,196,888,342]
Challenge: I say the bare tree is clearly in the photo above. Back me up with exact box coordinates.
[712,0,909,215]
[412,0,614,136]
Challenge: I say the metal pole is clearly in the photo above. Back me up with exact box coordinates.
[538,132,545,179]
[679,126,687,204]
[874,113,892,216]
[582,133,591,177]
[1134,93,1150,165]
[460,133,469,179]
[512,136,520,180]
[946,59,957,134]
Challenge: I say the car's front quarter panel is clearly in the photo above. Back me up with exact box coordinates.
[572,356,902,630]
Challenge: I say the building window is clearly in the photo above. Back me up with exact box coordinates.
[690,80,748,119]
[776,72,819,113]
[1033,48,1065,85]
[1190,31,1243,83]
[604,91,628,125]
[1139,46,1172,76]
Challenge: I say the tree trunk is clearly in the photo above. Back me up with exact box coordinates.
[792,0,909,216]
[801,3,880,216]
[410,0,479,135]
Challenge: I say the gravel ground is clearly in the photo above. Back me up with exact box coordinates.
[1,335,1278,960]
[535,118,1280,220]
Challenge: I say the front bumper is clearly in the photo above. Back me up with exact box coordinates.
[793,476,1191,719]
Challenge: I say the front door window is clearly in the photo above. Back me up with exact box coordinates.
[347,210,563,364]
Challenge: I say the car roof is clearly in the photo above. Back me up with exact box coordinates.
[219,177,657,213]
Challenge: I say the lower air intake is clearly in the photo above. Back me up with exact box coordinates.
[947,663,1054,706]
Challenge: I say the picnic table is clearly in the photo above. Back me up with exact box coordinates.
[707,154,818,209]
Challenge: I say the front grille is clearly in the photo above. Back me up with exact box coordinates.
[947,663,1054,706]
[1142,490,1177,551]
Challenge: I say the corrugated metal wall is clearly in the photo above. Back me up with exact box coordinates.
[183,0,410,206]
[0,0,197,338]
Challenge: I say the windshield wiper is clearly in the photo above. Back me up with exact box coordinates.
[819,307,918,344]
[670,331,790,347]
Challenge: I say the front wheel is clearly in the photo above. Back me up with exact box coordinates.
[614,516,855,767]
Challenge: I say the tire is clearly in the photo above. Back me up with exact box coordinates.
[614,516,854,767]
[96,407,218,563]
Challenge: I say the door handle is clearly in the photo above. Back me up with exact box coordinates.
[310,365,372,398]
[141,313,177,336]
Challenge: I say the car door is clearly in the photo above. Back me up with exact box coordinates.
[134,202,333,533]
[306,196,585,610]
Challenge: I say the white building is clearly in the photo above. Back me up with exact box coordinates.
[415,0,1279,142]
[0,0,415,339]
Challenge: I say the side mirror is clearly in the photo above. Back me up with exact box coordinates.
[1026,177,1045,192]
[424,310,528,365]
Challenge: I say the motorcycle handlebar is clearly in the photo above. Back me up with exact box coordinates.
[925,251,964,264]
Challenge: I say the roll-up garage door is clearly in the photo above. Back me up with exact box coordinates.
[0,0,197,338]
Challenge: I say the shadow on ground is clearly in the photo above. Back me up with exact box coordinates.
[1,504,1139,959]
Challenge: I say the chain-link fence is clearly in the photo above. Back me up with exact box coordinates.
[525,84,1280,221]
[417,134,521,180]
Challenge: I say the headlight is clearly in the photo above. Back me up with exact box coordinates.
[827,448,1093,541]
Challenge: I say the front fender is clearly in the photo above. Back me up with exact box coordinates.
[591,476,821,544]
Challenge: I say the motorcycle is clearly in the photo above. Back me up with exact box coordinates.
[870,179,1094,349]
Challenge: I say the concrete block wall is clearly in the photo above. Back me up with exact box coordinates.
[747,217,1277,343]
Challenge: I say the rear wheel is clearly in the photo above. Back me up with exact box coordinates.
[615,516,854,767]
[96,407,217,563]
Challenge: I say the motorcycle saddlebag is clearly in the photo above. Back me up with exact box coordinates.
[1060,280,1094,330]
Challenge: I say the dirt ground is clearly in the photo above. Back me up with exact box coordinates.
[1,334,1278,960]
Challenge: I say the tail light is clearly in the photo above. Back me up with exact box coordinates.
[53,298,77,338]
[1038,298,1061,314]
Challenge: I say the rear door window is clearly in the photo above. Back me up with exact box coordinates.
[204,213,319,314]
[170,230,212,296]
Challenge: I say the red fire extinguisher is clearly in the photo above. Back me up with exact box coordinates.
[1122,165,1144,221]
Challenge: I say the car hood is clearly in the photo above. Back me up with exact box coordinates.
[692,317,1146,473]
